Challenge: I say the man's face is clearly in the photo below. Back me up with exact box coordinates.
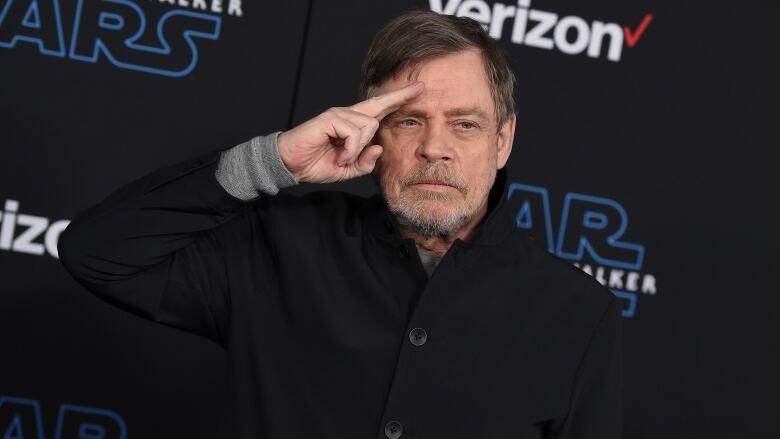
[372,49,515,238]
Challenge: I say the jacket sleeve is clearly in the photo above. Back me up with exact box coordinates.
[58,133,297,346]
[549,296,624,439]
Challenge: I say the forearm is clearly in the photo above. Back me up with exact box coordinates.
[58,133,297,326]
[215,131,298,201]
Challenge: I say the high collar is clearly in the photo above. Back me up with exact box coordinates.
[363,165,515,248]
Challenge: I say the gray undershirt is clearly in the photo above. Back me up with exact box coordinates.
[417,249,443,277]
[215,132,442,277]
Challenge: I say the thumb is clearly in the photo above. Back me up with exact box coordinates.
[354,144,383,175]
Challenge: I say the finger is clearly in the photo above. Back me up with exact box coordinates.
[328,117,362,166]
[331,108,380,146]
[354,144,383,175]
[350,81,424,119]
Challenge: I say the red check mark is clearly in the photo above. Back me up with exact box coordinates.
[624,13,654,48]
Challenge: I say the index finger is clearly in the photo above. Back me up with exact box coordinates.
[350,81,424,119]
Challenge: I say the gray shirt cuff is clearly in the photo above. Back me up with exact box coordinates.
[215,131,298,201]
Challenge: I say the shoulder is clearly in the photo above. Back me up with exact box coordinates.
[503,228,617,313]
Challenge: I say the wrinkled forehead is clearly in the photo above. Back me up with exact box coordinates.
[375,50,495,119]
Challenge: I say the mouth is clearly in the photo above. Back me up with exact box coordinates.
[412,181,454,190]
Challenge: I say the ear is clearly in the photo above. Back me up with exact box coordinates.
[496,113,516,169]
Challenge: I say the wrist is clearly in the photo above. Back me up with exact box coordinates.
[275,131,300,183]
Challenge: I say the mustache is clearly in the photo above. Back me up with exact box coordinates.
[399,165,468,193]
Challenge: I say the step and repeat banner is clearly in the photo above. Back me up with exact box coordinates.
[1,0,777,437]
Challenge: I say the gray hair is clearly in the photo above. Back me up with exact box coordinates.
[360,10,516,130]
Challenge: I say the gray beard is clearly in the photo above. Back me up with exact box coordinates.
[387,201,472,239]
[371,168,479,239]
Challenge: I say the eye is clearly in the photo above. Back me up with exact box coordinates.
[456,121,477,130]
[400,119,419,127]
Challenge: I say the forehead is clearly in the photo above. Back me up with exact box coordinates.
[375,49,494,117]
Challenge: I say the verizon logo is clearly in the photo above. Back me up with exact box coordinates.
[430,0,653,62]
[0,200,69,259]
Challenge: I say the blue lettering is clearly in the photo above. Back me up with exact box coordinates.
[0,0,220,77]
[69,0,221,77]
[54,405,125,439]
[0,396,44,439]
[21,1,39,28]
[611,290,637,317]
[508,183,647,317]
[556,193,644,270]
[506,183,555,252]
[0,0,65,56]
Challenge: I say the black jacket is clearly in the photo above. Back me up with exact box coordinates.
[58,144,623,439]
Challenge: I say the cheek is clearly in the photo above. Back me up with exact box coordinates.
[378,129,412,154]
[375,148,402,194]
[463,143,498,190]
[378,132,414,172]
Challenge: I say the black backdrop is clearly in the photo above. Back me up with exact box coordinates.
[1,0,778,437]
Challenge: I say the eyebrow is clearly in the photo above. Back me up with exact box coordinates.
[388,107,491,121]
[443,107,491,121]
[386,109,426,120]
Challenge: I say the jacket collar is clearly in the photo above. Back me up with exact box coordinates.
[363,165,515,247]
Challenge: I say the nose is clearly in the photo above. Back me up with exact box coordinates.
[416,123,452,163]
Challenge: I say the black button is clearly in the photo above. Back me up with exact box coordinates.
[384,219,394,233]
[398,246,409,260]
[385,420,403,439]
[409,327,427,346]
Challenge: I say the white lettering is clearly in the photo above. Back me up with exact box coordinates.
[626,271,640,291]
[12,214,48,255]
[162,0,241,15]
[594,266,607,286]
[429,0,463,15]
[641,274,656,295]
[45,220,70,259]
[580,264,593,276]
[0,200,70,259]
[228,0,242,17]
[524,9,556,49]
[554,15,590,55]
[0,199,19,250]
[488,3,516,39]
[589,21,623,61]
[607,269,624,289]
[576,263,659,302]
[457,0,491,28]
[434,0,630,61]
[510,3,529,44]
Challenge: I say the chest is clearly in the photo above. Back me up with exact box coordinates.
[233,235,578,423]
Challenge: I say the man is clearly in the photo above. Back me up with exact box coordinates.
[59,11,622,439]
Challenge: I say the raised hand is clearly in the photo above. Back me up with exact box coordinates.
[276,82,424,184]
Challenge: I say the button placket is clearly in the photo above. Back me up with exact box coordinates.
[377,245,463,439]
